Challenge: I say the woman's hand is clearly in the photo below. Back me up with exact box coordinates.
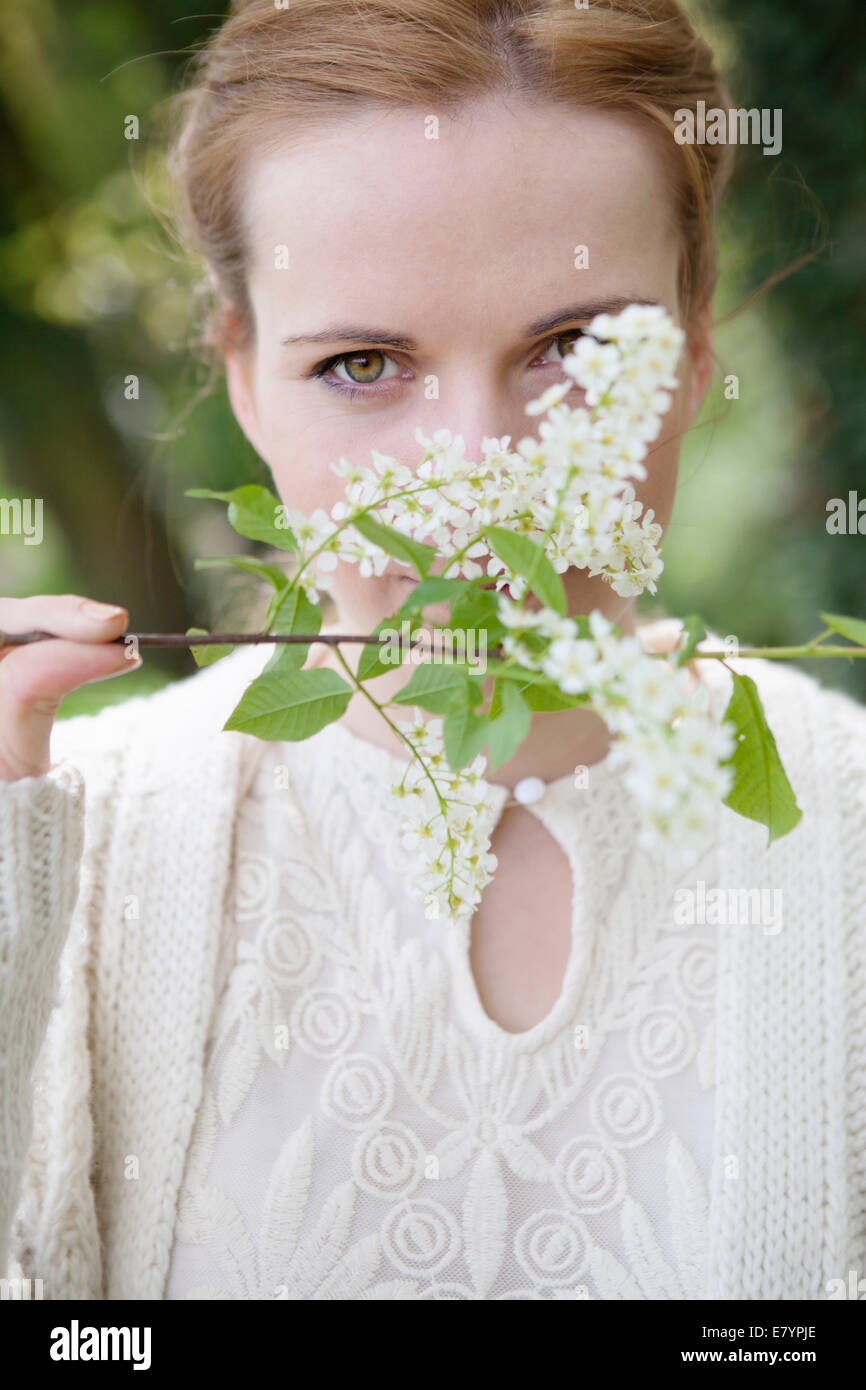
[0,595,140,782]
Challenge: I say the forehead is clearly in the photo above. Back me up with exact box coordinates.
[242,95,681,339]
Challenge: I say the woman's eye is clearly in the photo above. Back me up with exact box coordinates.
[541,329,587,364]
[327,350,401,386]
[311,332,588,397]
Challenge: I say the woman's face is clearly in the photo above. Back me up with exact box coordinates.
[225,95,712,633]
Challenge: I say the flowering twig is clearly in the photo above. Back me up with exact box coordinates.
[13,304,861,919]
[691,645,866,660]
[178,306,866,910]
[0,630,388,649]
[3,629,866,661]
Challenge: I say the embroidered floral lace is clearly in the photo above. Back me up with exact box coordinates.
[167,697,724,1300]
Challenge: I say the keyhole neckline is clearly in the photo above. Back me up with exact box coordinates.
[318,714,635,1049]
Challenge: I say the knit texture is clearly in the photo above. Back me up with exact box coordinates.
[1,637,865,1298]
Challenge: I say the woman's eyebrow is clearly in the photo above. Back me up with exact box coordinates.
[524,296,659,338]
[280,326,416,350]
[279,297,659,351]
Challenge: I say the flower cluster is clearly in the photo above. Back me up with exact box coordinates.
[384,601,736,920]
[500,600,737,849]
[389,716,500,921]
[268,304,736,913]
[283,304,684,602]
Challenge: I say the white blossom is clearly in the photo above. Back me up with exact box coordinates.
[506,601,736,853]
[278,305,736,904]
[390,716,502,922]
[286,305,685,600]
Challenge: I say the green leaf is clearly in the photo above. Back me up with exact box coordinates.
[488,674,506,721]
[350,513,437,578]
[267,585,321,635]
[477,662,543,683]
[819,612,866,647]
[186,485,298,552]
[358,616,439,681]
[722,672,803,843]
[468,662,586,708]
[487,680,531,770]
[677,613,707,667]
[395,576,469,616]
[391,662,476,714]
[485,527,567,615]
[355,620,399,682]
[194,555,289,590]
[224,668,352,742]
[186,627,234,667]
[443,703,490,770]
[521,681,589,711]
[262,587,322,675]
[447,585,506,643]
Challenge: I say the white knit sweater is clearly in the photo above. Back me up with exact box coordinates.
[1,637,865,1299]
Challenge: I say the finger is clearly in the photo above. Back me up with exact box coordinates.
[0,635,141,780]
[0,594,129,663]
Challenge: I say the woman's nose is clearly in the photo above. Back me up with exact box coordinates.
[411,381,523,462]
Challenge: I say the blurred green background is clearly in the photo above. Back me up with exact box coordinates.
[0,0,863,719]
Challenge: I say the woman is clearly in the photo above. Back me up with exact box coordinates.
[1,0,864,1301]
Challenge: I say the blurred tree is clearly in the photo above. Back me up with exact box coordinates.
[0,0,863,710]
[696,0,866,694]
[0,0,224,682]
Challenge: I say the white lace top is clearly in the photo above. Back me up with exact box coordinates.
[165,679,727,1301]
[4,635,865,1300]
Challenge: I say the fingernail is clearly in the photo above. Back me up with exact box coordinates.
[80,600,125,621]
[107,653,141,678]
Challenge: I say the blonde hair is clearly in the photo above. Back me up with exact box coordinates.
[170,0,734,352]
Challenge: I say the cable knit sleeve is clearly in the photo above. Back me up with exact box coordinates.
[0,651,259,1296]
[824,683,866,1271]
[0,761,85,1278]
